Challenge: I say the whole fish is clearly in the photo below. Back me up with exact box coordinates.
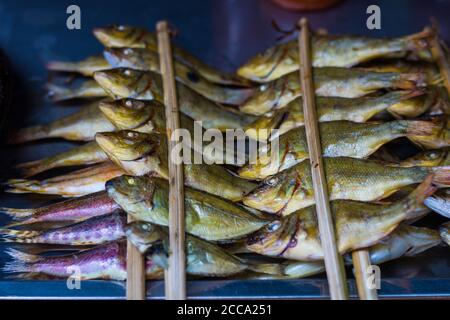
[246,177,435,260]
[259,225,441,279]
[93,68,255,130]
[104,48,256,105]
[47,79,106,102]
[239,67,426,115]
[240,119,446,180]
[423,189,450,218]
[47,55,111,76]
[237,29,432,82]
[106,175,270,241]
[8,102,115,144]
[15,141,109,177]
[93,25,251,86]
[3,242,163,280]
[440,222,450,246]
[95,130,255,201]
[243,157,450,216]
[5,162,125,197]
[0,191,120,228]
[126,222,283,276]
[0,212,126,245]
[246,89,449,140]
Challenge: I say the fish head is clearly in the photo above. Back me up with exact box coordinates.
[147,243,169,269]
[246,214,298,257]
[125,221,163,253]
[106,175,156,208]
[99,98,157,130]
[96,130,160,161]
[94,68,155,99]
[93,25,151,48]
[243,167,306,214]
[104,48,156,71]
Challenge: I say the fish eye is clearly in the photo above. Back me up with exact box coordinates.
[259,84,268,92]
[426,152,438,159]
[124,69,131,76]
[266,177,278,186]
[127,177,136,185]
[267,221,281,233]
[117,25,125,31]
[127,131,138,138]
[141,224,149,231]
[125,100,133,107]
[124,48,133,55]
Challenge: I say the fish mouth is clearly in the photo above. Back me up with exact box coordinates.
[93,27,114,47]
[246,219,292,257]
[95,131,158,161]
[125,221,162,253]
[94,70,131,98]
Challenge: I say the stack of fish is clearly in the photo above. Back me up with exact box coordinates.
[0,25,449,281]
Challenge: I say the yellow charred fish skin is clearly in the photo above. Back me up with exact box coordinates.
[8,102,115,144]
[246,178,435,260]
[243,157,449,216]
[240,67,426,115]
[237,30,432,82]
[47,55,111,76]
[95,131,255,201]
[103,48,255,105]
[245,90,427,140]
[240,119,446,180]
[94,68,255,130]
[93,25,251,86]
[106,176,269,241]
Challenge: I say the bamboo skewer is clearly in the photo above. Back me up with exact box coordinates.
[126,215,146,300]
[352,250,378,300]
[157,20,187,300]
[297,18,348,300]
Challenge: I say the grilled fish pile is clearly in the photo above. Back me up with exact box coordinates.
[0,25,449,282]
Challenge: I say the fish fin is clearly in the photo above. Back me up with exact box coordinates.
[15,159,49,178]
[395,73,427,90]
[47,61,80,73]
[2,248,40,273]
[46,83,76,101]
[246,263,284,275]
[401,175,437,220]
[7,125,49,144]
[5,248,41,263]
[0,207,36,219]
[406,119,448,149]
[430,166,450,187]
[424,195,450,218]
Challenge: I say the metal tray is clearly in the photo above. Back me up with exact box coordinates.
[0,0,449,299]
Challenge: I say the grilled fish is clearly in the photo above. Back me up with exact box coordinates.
[3,242,163,280]
[106,176,270,241]
[94,68,255,130]
[240,119,447,180]
[237,29,432,82]
[47,79,106,101]
[95,131,255,201]
[47,55,111,76]
[93,25,251,86]
[5,162,125,197]
[126,222,282,276]
[240,67,426,115]
[246,177,435,260]
[243,157,450,216]
[8,102,115,144]
[0,191,120,228]
[104,48,255,105]
[399,149,450,167]
[0,212,126,245]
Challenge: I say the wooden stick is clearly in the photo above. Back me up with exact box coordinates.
[157,20,187,300]
[428,26,450,97]
[352,250,378,300]
[126,215,146,300]
[297,18,348,300]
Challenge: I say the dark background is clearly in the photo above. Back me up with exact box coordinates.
[0,0,449,298]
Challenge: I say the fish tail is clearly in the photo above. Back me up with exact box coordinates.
[405,119,448,149]
[395,72,427,90]
[2,248,40,274]
[4,179,41,194]
[430,166,450,187]
[0,228,41,240]
[46,83,77,101]
[0,207,36,219]
[15,159,51,178]
[47,61,80,73]
[403,28,433,51]
[247,263,284,275]
[7,124,50,144]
